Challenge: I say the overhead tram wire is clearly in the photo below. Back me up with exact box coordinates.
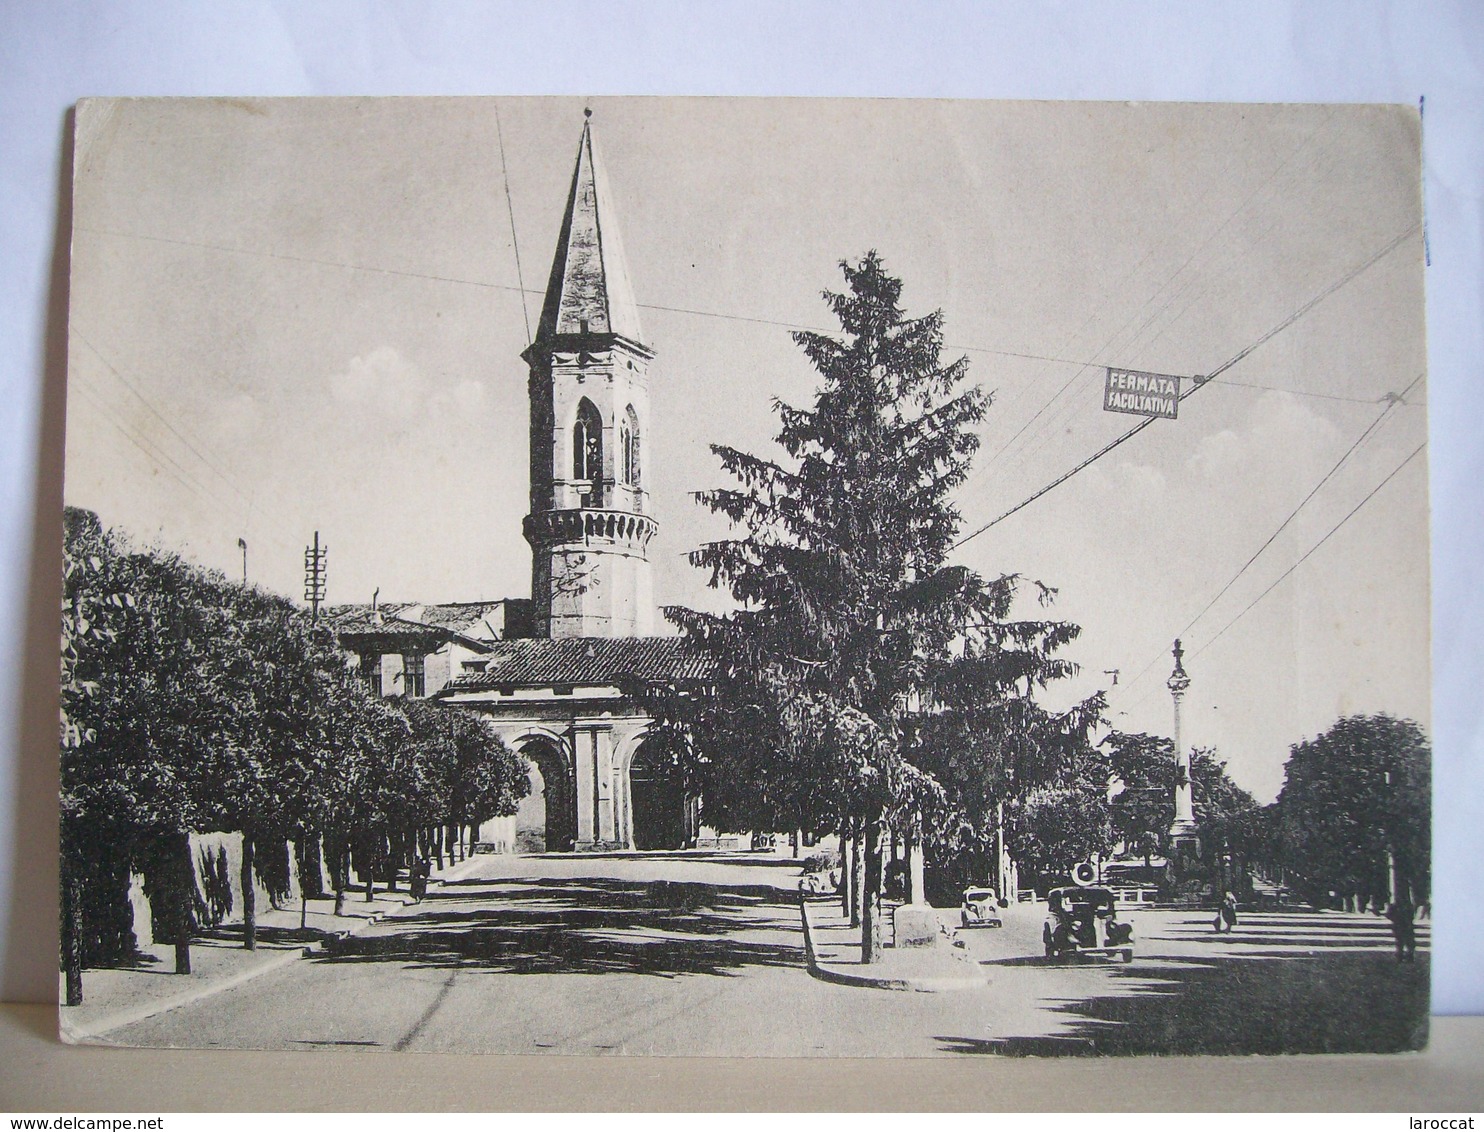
[1112,371,1424,702]
[1176,371,1423,635]
[83,225,1400,410]
[948,221,1420,553]
[1195,442,1427,660]
[1114,441,1427,720]
[986,139,1357,490]
[964,116,1339,492]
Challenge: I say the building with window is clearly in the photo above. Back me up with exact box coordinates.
[327,599,514,700]
[332,114,710,853]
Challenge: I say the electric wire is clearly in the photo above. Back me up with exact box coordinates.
[76,226,1395,411]
[73,330,251,504]
[1112,373,1424,702]
[1000,140,1355,479]
[967,117,1338,490]
[949,222,1420,552]
[1179,372,1423,637]
[494,105,533,345]
[1193,442,1426,660]
[70,376,238,516]
[1115,440,1428,719]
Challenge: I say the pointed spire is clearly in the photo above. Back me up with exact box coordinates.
[535,112,645,347]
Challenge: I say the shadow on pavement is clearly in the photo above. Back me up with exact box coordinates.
[942,912,1429,1056]
[202,924,330,948]
[317,876,801,979]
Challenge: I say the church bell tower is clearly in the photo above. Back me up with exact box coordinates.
[522,112,657,638]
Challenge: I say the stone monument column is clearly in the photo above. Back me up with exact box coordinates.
[1167,639,1198,844]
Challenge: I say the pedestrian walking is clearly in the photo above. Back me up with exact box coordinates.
[1386,897,1417,963]
[1213,890,1238,933]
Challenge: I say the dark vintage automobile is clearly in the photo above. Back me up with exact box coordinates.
[1042,885,1134,962]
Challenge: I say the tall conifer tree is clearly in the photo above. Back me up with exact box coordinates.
[664,253,1053,959]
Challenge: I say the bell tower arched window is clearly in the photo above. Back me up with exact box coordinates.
[573,399,603,483]
[621,405,641,488]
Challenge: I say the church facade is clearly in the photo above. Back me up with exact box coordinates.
[334,114,709,853]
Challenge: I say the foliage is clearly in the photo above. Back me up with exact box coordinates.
[801,848,841,874]
[1104,731,1174,865]
[1104,732,1261,861]
[1274,714,1430,906]
[59,506,529,986]
[1003,744,1114,883]
[1188,747,1261,861]
[651,253,1098,929]
[398,698,530,832]
[653,252,994,838]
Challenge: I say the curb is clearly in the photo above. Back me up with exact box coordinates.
[797,895,988,993]
[63,896,415,1042]
[431,854,489,886]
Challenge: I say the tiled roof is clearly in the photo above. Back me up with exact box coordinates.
[440,636,712,692]
[324,604,492,651]
[410,601,507,636]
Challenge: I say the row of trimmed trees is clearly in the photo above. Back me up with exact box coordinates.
[977,715,1430,912]
[60,507,529,1003]
[1269,713,1430,911]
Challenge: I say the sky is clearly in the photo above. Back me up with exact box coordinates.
[64,96,1429,804]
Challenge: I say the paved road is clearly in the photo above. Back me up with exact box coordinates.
[107,853,1428,1056]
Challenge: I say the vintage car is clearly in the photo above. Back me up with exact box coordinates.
[959,887,1004,928]
[1042,885,1134,962]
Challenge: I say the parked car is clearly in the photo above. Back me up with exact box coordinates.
[1042,885,1134,962]
[960,887,1004,928]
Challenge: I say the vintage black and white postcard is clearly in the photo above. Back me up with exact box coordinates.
[59,97,1429,1055]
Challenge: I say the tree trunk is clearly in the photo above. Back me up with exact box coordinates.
[240,829,256,951]
[851,824,865,929]
[905,823,923,906]
[173,831,194,974]
[61,857,84,1005]
[840,831,854,919]
[330,829,347,917]
[861,820,883,964]
[295,832,324,900]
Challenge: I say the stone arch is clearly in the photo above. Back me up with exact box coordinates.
[514,732,574,853]
[627,736,687,851]
[572,398,603,484]
[621,404,641,488]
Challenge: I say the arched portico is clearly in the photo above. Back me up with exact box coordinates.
[512,733,575,854]
[627,737,688,851]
